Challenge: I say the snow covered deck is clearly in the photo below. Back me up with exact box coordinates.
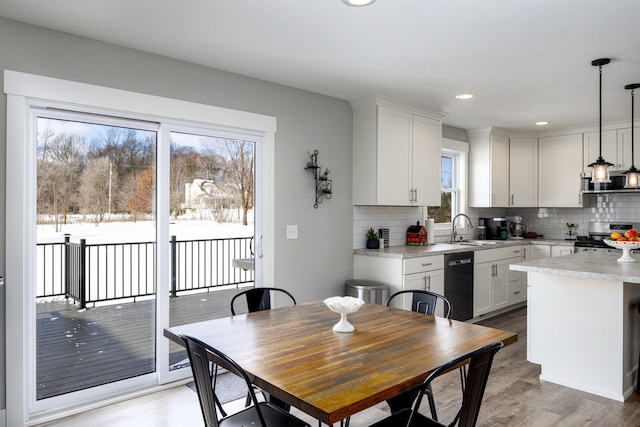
[35,287,248,399]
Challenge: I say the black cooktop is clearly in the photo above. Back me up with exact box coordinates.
[574,239,609,248]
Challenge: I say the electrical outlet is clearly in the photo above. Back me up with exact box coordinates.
[286,225,298,240]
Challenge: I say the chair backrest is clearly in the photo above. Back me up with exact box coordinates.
[230,287,297,315]
[182,334,266,427]
[385,290,452,319]
[409,342,503,427]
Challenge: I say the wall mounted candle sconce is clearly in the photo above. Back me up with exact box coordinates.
[305,149,332,208]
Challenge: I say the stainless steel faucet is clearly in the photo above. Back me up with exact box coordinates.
[450,213,474,242]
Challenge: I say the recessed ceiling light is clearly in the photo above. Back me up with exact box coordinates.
[455,94,475,100]
[536,121,549,126]
[342,0,376,6]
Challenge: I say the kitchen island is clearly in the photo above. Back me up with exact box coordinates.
[510,251,640,401]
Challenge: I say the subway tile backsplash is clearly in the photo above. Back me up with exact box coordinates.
[353,205,427,249]
[353,193,640,249]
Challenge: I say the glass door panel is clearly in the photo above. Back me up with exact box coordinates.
[35,114,157,399]
[167,131,256,372]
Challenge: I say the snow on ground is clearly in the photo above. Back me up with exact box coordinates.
[37,217,254,244]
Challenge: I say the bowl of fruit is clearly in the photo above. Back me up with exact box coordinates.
[603,228,640,263]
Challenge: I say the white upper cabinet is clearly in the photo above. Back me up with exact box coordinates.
[539,133,584,207]
[616,127,639,170]
[583,130,618,172]
[412,114,442,206]
[469,129,509,207]
[352,97,444,206]
[509,137,538,207]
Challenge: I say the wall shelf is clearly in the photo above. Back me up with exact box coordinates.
[305,150,332,208]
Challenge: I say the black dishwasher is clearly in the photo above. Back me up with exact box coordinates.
[444,251,474,321]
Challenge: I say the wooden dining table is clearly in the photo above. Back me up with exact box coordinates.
[164,301,517,425]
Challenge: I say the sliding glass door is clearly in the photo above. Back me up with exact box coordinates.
[5,71,275,424]
[31,110,263,405]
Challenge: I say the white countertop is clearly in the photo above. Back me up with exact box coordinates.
[353,238,573,260]
[510,251,640,284]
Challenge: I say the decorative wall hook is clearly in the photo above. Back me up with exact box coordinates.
[305,149,332,208]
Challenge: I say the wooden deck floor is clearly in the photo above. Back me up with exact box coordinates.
[36,287,250,400]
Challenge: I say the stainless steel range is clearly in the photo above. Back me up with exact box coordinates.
[574,221,639,253]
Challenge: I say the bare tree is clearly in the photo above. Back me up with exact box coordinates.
[219,140,254,226]
[78,156,116,223]
[124,167,155,222]
[37,131,85,228]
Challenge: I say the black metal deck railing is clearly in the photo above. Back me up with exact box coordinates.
[36,235,254,309]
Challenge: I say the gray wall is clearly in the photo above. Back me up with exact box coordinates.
[0,17,355,410]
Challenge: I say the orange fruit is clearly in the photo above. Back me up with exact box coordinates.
[617,236,628,241]
[611,232,622,240]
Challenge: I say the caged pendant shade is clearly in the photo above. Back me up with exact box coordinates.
[624,83,640,188]
[588,58,614,183]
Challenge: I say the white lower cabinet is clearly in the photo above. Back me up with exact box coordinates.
[551,245,573,257]
[353,254,444,315]
[403,268,445,316]
[474,246,523,317]
[523,244,551,261]
[508,246,524,305]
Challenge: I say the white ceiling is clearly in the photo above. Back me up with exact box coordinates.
[2,0,640,132]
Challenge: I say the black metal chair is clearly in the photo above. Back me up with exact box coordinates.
[230,287,297,410]
[230,287,297,315]
[385,290,452,318]
[384,290,453,419]
[369,342,504,427]
[182,334,311,427]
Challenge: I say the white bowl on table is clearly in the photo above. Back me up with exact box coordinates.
[324,296,365,333]
[603,239,640,263]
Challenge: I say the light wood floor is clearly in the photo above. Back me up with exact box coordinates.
[36,306,640,427]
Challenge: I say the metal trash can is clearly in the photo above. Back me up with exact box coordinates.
[345,279,390,305]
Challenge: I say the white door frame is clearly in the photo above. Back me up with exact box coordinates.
[4,70,276,425]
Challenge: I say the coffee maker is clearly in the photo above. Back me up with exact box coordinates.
[507,216,525,239]
[478,217,508,240]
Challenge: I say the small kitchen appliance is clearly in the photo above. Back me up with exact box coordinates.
[478,217,508,240]
[507,216,525,239]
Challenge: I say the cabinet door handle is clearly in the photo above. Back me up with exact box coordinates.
[426,274,431,290]
[421,262,433,267]
[414,188,418,202]
[513,250,521,254]
[511,194,514,205]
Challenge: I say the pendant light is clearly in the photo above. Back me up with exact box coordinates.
[624,83,640,188]
[588,58,614,183]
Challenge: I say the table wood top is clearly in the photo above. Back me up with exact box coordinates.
[164,301,517,424]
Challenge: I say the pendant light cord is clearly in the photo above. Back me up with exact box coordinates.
[632,88,635,168]
[599,64,603,159]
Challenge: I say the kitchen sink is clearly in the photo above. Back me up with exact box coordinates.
[453,240,503,246]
